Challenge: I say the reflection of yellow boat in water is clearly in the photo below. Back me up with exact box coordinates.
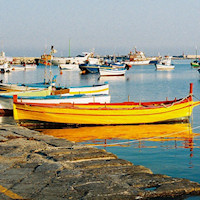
[40,124,197,145]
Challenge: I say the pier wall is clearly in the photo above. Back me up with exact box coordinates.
[185,55,200,59]
[12,57,39,65]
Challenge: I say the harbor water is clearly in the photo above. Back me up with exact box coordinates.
[1,60,200,199]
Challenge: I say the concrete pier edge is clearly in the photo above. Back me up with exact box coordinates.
[0,124,200,199]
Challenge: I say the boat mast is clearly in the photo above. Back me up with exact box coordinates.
[194,46,198,61]
[49,46,55,84]
[69,39,71,57]
[44,41,47,83]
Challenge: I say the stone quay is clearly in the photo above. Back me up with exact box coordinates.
[0,124,200,199]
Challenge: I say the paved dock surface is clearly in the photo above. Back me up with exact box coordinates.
[0,124,200,200]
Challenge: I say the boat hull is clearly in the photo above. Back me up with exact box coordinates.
[0,82,109,95]
[13,97,199,125]
[64,83,109,95]
[156,64,175,70]
[99,68,126,76]
[79,64,100,74]
[125,60,150,66]
[52,57,69,66]
[191,63,200,68]
[0,83,36,91]
[11,66,25,71]
[59,63,79,70]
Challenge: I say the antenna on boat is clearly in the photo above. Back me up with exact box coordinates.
[69,39,71,58]
[44,39,47,54]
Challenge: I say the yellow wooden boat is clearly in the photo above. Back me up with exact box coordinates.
[13,83,200,125]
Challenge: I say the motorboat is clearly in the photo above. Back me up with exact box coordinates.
[99,64,129,76]
[155,56,175,70]
[99,68,127,76]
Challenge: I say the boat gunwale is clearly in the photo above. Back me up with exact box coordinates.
[13,95,196,111]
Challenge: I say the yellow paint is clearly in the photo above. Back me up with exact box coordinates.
[69,87,109,95]
[0,185,24,199]
[0,86,51,97]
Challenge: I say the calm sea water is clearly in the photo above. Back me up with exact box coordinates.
[1,60,200,199]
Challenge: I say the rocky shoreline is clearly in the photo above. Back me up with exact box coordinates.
[0,124,200,199]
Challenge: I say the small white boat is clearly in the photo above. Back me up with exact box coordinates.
[155,56,174,70]
[99,67,127,76]
[11,66,25,71]
[61,82,109,96]
[11,64,37,71]
[59,62,79,71]
[0,63,11,73]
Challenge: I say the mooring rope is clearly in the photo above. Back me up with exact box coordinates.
[88,125,200,147]
[193,95,200,101]
[88,95,200,147]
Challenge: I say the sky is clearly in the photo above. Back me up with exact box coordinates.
[0,0,200,57]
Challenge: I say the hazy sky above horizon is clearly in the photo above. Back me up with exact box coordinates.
[0,0,200,57]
